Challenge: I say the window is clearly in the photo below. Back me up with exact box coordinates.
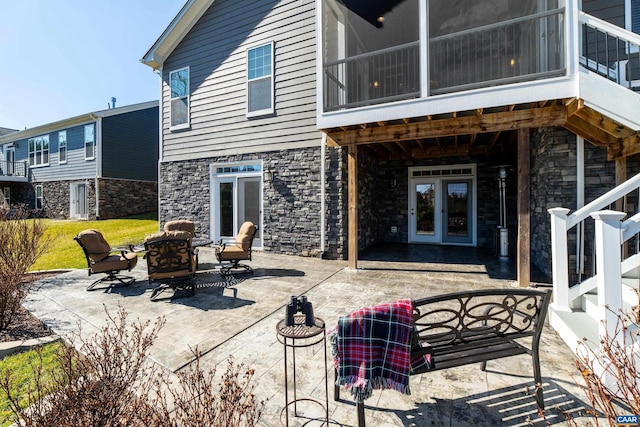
[35,185,43,210]
[247,42,274,116]
[84,125,95,160]
[28,135,49,167]
[3,187,9,207]
[59,131,67,164]
[169,67,190,128]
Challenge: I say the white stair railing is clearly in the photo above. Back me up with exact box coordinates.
[549,172,640,322]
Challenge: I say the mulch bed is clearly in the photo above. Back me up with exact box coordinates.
[0,272,58,343]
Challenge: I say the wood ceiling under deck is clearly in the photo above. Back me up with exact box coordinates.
[323,98,640,161]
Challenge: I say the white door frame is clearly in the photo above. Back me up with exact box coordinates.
[408,164,477,246]
[210,162,264,249]
[70,182,88,219]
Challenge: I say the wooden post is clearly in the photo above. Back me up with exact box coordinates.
[517,128,531,287]
[348,143,358,270]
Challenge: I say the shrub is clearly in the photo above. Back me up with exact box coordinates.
[0,205,52,330]
[155,354,266,427]
[1,307,266,427]
[574,300,640,425]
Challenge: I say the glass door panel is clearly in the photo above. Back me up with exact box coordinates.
[410,179,440,243]
[219,182,234,237]
[442,179,473,244]
[239,178,262,247]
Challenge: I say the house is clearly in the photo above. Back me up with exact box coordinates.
[142,1,640,352]
[0,101,159,219]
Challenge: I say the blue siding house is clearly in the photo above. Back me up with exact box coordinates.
[0,101,159,219]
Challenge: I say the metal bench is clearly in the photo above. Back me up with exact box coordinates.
[335,288,552,427]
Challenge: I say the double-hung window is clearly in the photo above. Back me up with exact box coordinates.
[35,185,43,209]
[28,135,49,167]
[84,125,95,160]
[247,42,274,116]
[58,131,67,164]
[170,67,190,129]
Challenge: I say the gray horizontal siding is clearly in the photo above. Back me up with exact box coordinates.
[161,0,322,162]
[582,0,625,27]
[13,123,98,183]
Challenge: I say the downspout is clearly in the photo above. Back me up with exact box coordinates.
[321,133,326,256]
[91,114,102,220]
[157,66,163,230]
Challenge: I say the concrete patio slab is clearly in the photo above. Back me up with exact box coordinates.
[22,246,597,426]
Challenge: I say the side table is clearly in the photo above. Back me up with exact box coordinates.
[276,314,329,426]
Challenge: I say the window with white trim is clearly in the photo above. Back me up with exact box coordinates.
[84,125,95,160]
[35,185,43,209]
[28,135,49,167]
[3,187,9,207]
[247,42,274,116]
[58,131,67,164]
[169,67,190,128]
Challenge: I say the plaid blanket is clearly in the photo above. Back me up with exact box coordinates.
[330,299,419,403]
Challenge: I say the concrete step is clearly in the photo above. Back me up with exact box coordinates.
[548,306,598,354]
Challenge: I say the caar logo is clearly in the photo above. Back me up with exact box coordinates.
[616,415,639,426]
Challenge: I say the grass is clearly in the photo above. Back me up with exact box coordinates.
[0,341,65,427]
[30,212,159,271]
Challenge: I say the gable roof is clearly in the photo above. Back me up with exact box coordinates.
[0,101,158,144]
[141,0,216,70]
[0,127,17,137]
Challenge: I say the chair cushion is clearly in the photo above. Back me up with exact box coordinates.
[217,245,249,261]
[77,229,111,262]
[90,254,138,273]
[144,230,191,244]
[235,222,256,250]
[164,220,195,238]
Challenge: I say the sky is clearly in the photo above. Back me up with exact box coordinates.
[0,0,186,131]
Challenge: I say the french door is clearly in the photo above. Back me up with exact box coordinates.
[409,166,475,245]
[213,174,262,248]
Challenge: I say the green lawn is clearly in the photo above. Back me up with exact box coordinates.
[0,341,64,427]
[30,213,159,271]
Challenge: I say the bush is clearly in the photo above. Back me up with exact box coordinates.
[0,205,52,330]
[574,300,640,425]
[1,307,266,427]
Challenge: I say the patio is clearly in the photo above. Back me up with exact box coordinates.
[23,245,594,426]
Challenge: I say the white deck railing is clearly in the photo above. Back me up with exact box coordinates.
[549,172,640,339]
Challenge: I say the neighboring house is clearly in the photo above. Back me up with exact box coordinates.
[0,101,159,220]
[0,127,17,137]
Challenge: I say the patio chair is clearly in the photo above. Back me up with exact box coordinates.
[164,219,200,267]
[214,221,258,275]
[144,230,197,301]
[164,219,196,238]
[74,229,138,291]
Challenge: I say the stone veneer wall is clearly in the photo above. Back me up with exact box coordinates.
[530,127,616,281]
[38,180,96,219]
[98,179,158,220]
[369,152,518,252]
[26,178,155,220]
[159,146,347,259]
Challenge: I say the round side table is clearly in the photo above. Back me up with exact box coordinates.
[276,314,329,426]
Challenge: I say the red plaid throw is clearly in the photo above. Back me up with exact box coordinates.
[330,299,415,403]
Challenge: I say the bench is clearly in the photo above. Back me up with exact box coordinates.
[334,288,552,427]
